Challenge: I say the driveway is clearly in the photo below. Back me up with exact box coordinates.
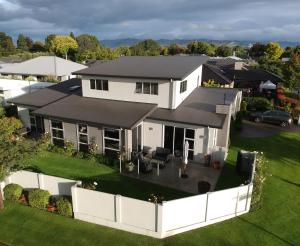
[239,120,300,138]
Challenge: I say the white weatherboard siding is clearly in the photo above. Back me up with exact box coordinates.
[82,76,171,108]
[172,65,202,109]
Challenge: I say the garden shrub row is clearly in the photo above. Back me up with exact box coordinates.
[3,183,73,217]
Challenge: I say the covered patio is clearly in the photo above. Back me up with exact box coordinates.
[121,157,222,194]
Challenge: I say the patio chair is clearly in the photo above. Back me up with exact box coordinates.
[152,147,171,165]
[133,152,153,173]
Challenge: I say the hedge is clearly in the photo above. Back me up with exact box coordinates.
[28,189,50,209]
[56,197,73,217]
[3,183,23,202]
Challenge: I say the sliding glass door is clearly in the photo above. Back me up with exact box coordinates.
[164,126,195,160]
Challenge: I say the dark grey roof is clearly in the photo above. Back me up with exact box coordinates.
[73,56,209,80]
[149,87,239,128]
[202,64,232,85]
[33,95,157,129]
[232,69,283,84]
[9,78,81,108]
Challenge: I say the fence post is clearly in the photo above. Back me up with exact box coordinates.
[0,181,5,199]
[38,173,45,189]
[205,192,210,222]
[71,185,78,215]
[115,195,122,223]
[235,190,240,215]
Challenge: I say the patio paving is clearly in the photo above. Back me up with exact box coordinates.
[122,158,222,194]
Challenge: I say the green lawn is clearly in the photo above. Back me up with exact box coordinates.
[0,131,300,245]
[25,151,190,201]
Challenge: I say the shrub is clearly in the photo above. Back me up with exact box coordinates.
[233,112,243,131]
[64,141,75,157]
[56,197,73,217]
[3,183,23,202]
[244,97,272,111]
[28,189,50,209]
[251,152,267,211]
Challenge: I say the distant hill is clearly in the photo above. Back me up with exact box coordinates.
[101,38,300,48]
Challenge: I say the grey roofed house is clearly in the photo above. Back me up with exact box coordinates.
[201,64,232,86]
[74,55,209,80]
[0,56,87,78]
[10,55,242,164]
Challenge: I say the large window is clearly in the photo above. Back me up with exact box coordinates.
[180,80,187,93]
[135,82,158,95]
[104,128,120,156]
[29,110,37,132]
[51,120,64,146]
[77,124,89,152]
[90,79,109,91]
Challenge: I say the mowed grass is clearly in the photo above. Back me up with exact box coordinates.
[0,131,300,245]
[25,151,191,201]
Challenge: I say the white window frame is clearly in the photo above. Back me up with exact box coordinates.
[50,119,64,145]
[77,124,89,151]
[29,113,37,130]
[135,82,158,95]
[103,127,121,153]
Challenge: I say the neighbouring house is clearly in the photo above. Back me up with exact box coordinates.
[0,56,87,82]
[0,78,53,106]
[9,56,242,164]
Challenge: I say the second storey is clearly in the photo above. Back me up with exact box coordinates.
[75,56,208,109]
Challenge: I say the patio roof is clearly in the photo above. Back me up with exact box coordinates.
[149,87,239,129]
[33,94,157,129]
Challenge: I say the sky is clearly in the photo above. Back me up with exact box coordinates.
[1,0,300,41]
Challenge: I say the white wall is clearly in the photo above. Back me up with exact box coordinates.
[143,120,164,150]
[172,65,202,109]
[82,76,171,108]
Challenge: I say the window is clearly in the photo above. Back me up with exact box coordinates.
[180,80,187,93]
[29,110,37,132]
[135,82,158,95]
[103,128,120,155]
[90,79,109,91]
[77,124,89,152]
[51,120,64,146]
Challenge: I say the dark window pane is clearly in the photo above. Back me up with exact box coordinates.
[151,83,158,95]
[52,129,64,139]
[105,149,119,159]
[136,82,142,93]
[53,138,64,147]
[186,140,194,149]
[30,117,36,125]
[143,82,151,94]
[104,129,119,139]
[90,79,95,89]
[164,126,174,153]
[79,134,88,143]
[51,121,63,129]
[102,80,108,91]
[78,124,87,134]
[180,80,187,93]
[79,143,89,152]
[96,80,102,90]
[105,139,120,150]
[185,129,195,139]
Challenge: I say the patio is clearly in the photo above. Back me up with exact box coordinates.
[122,157,222,194]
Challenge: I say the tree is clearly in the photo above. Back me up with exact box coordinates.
[17,34,28,51]
[265,42,283,60]
[215,45,233,57]
[0,32,15,56]
[75,34,103,61]
[187,41,215,56]
[45,34,56,51]
[168,43,185,55]
[0,107,37,209]
[233,45,248,58]
[283,53,300,91]
[69,32,76,40]
[130,39,161,56]
[249,43,266,58]
[30,41,46,52]
[49,35,78,59]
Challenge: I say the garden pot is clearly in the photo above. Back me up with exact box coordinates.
[47,203,57,212]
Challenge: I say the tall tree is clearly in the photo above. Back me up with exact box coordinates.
[45,34,56,51]
[187,41,215,56]
[0,107,37,209]
[283,53,300,91]
[30,41,46,52]
[168,43,185,55]
[265,42,283,60]
[0,32,15,56]
[249,43,266,58]
[69,32,76,40]
[49,35,78,59]
[17,34,28,51]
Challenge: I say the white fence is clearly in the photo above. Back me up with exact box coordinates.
[0,171,253,239]
[1,170,80,197]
